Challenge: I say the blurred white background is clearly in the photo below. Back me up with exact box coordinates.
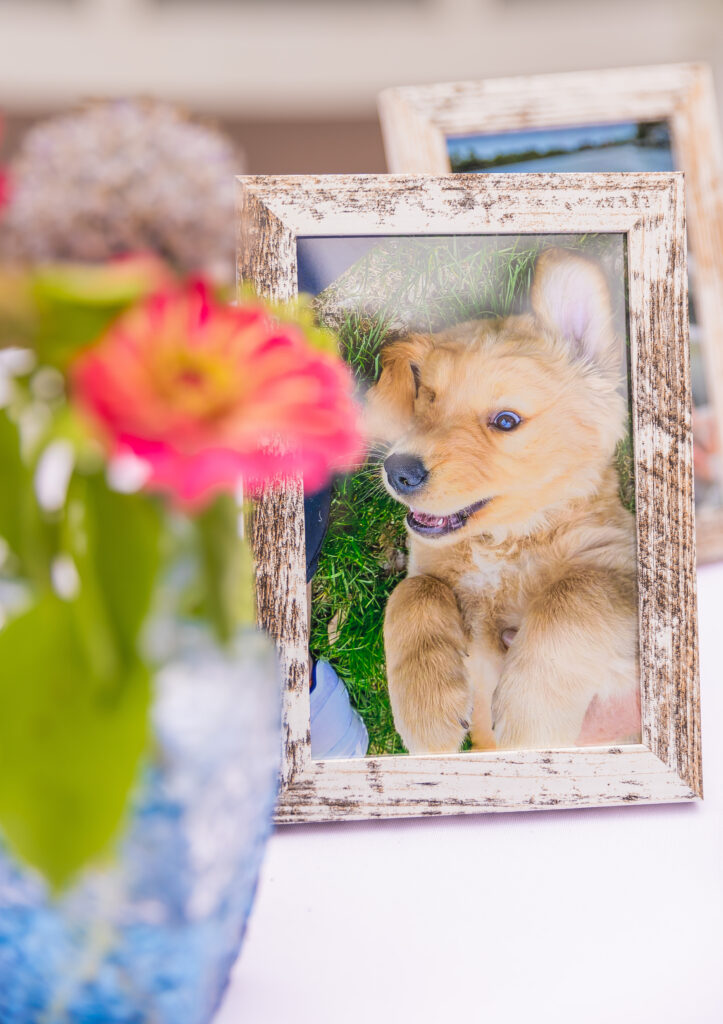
[2,0,723,171]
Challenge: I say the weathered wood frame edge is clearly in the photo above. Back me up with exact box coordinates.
[236,172,701,824]
[378,62,723,563]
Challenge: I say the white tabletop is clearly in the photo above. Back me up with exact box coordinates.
[216,563,723,1024]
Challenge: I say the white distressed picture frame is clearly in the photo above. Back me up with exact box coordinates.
[237,172,701,823]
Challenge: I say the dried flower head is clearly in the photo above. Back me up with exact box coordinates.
[0,100,243,284]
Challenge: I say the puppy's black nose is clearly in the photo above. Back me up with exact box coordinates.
[384,453,429,495]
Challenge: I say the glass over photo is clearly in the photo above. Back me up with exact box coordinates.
[299,235,641,758]
[446,120,718,509]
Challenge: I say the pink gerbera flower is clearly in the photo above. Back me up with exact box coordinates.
[71,279,364,507]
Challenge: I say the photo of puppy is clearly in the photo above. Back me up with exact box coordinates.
[366,249,640,753]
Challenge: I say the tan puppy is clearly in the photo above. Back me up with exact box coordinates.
[365,249,639,753]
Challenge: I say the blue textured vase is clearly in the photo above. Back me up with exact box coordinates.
[0,626,280,1024]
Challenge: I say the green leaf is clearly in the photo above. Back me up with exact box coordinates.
[0,269,37,348]
[0,259,173,363]
[32,299,126,371]
[0,411,26,562]
[0,266,109,359]
[28,260,172,369]
[33,263,159,307]
[0,411,54,587]
[0,596,150,888]
[66,473,162,673]
[0,471,160,886]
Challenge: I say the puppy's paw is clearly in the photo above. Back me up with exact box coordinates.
[384,573,471,754]
[398,695,472,755]
[390,646,472,755]
[492,673,585,751]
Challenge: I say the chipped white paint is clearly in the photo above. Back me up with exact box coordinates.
[237,172,701,822]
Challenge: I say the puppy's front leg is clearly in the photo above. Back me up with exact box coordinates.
[492,569,637,750]
[385,575,471,753]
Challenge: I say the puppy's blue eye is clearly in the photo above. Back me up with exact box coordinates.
[491,411,522,431]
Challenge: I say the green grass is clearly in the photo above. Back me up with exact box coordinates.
[309,235,634,756]
[309,457,408,755]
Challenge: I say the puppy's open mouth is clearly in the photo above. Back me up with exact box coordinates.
[406,498,491,537]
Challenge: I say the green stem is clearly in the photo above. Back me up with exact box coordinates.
[196,493,256,646]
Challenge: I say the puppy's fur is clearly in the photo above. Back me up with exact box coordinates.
[366,249,639,753]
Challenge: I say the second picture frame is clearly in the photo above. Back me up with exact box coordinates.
[379,63,723,561]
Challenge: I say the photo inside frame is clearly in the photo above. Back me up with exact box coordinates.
[299,233,641,760]
[446,121,675,174]
[446,120,718,509]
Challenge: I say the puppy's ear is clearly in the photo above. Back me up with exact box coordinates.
[531,249,616,365]
[364,334,432,441]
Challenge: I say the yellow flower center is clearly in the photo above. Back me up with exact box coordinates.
[152,346,242,423]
